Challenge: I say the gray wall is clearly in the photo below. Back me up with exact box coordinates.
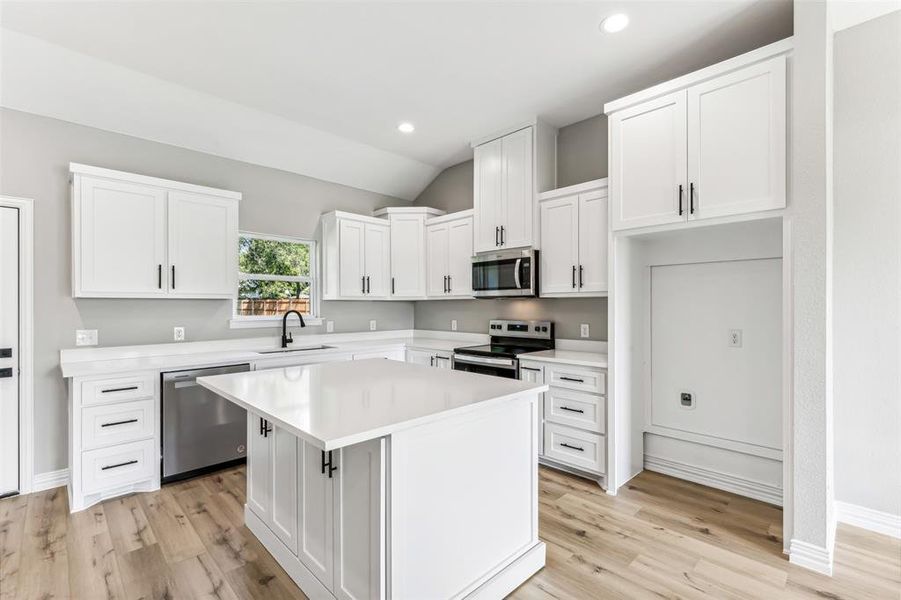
[413,116,608,340]
[0,108,414,474]
[833,12,901,517]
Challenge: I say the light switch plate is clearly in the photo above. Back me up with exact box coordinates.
[451,319,458,331]
[326,320,334,333]
[75,329,98,346]
[729,329,743,347]
[369,320,377,331]
[580,323,590,338]
[174,327,185,342]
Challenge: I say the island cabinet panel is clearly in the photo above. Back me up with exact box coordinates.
[298,439,335,587]
[246,414,273,524]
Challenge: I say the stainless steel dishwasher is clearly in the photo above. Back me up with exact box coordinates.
[161,363,250,483]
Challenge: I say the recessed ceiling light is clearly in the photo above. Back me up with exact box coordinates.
[600,13,629,33]
[398,122,415,133]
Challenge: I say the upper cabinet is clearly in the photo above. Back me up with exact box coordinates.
[539,179,608,297]
[322,211,390,300]
[426,210,474,299]
[472,121,557,252]
[71,163,240,298]
[607,44,788,231]
[372,207,445,299]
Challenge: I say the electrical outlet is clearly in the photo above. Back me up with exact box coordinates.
[729,329,743,348]
[580,323,590,338]
[326,320,334,333]
[75,329,98,346]
[680,392,695,409]
[173,326,185,342]
[451,319,458,331]
[369,320,377,331]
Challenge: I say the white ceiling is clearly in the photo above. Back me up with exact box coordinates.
[0,1,792,196]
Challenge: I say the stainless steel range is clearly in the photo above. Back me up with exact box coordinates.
[453,319,554,379]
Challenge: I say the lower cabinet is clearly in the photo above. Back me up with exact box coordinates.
[405,348,452,368]
[247,411,384,599]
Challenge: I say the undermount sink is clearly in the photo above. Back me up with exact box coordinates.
[257,345,334,355]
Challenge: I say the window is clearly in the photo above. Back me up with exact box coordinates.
[231,232,320,327]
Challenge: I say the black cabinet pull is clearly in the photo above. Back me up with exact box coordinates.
[579,265,584,288]
[101,459,138,471]
[495,226,500,246]
[367,276,371,294]
[559,406,585,414]
[500,226,505,245]
[678,184,684,216]
[171,265,176,289]
[320,450,327,474]
[101,418,139,428]
[690,183,695,214]
[362,276,366,294]
[321,450,337,478]
[560,442,584,452]
[101,386,138,394]
[264,420,272,437]
[158,264,162,289]
[520,366,540,372]
[447,275,452,293]
[391,277,395,294]
[259,417,264,436]
[430,356,435,367]
[559,376,584,383]
[572,265,576,288]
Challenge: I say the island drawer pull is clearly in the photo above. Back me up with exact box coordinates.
[102,386,139,394]
[101,459,138,471]
[559,377,584,383]
[520,366,541,372]
[559,406,584,414]
[101,418,139,428]
[560,442,584,452]
[321,450,338,478]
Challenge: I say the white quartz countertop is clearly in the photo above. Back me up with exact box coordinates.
[519,349,608,369]
[197,359,548,450]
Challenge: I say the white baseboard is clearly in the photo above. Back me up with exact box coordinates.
[644,454,783,506]
[789,539,833,576]
[31,468,69,493]
[835,501,901,539]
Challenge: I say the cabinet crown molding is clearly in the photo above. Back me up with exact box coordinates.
[69,163,241,200]
[538,178,608,202]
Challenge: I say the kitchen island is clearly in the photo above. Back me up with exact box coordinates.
[198,358,548,600]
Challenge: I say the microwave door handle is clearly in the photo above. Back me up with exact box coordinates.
[514,258,522,289]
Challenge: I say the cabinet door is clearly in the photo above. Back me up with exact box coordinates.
[433,352,453,369]
[338,219,366,298]
[577,190,608,294]
[271,425,299,553]
[333,439,384,600]
[363,222,391,298]
[539,195,579,295]
[246,414,272,522]
[168,191,238,297]
[610,91,687,230]
[389,215,424,298]
[425,223,449,297]
[446,217,473,298]
[473,138,504,252]
[298,440,334,587]
[406,348,434,366]
[76,176,167,296]
[687,57,786,220]
[501,127,534,249]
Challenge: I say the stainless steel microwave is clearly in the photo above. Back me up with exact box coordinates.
[472,248,537,298]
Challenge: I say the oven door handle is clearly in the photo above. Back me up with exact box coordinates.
[514,258,522,289]
[452,354,518,370]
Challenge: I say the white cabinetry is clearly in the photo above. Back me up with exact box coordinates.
[425,210,473,298]
[372,207,445,299]
[607,52,787,231]
[247,415,299,552]
[71,163,240,298]
[406,348,453,368]
[322,211,391,300]
[538,179,608,297]
[472,122,557,252]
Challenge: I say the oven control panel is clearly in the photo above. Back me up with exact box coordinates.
[488,319,554,340]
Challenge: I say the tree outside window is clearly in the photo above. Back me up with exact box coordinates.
[237,233,316,317]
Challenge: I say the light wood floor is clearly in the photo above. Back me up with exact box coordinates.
[1,466,898,599]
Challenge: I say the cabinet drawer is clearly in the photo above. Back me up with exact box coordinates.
[543,423,605,474]
[546,365,606,395]
[82,399,155,450]
[81,373,155,406]
[81,438,157,494]
[544,389,605,433]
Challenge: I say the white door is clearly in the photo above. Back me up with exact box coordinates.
[473,138,504,253]
[246,413,272,522]
[501,127,534,249]
[406,349,434,366]
[77,176,167,296]
[299,440,335,588]
[338,219,366,298]
[168,191,238,297]
[271,425,299,553]
[389,215,424,298]
[425,223,448,297]
[687,57,786,220]
[539,195,579,295]
[577,190,608,294]
[363,223,390,298]
[610,91,688,230]
[446,217,473,298]
[333,439,384,600]
[0,207,19,496]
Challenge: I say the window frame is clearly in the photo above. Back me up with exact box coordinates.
[229,231,322,329]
